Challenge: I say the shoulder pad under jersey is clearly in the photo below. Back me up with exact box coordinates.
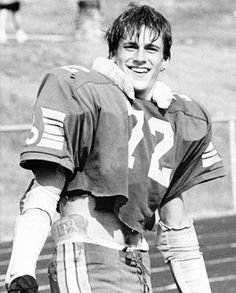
[168,93,211,140]
[47,65,112,92]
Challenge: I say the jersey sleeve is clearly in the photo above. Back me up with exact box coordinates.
[20,68,95,174]
[162,105,226,206]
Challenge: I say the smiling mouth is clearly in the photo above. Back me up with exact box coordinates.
[129,67,150,74]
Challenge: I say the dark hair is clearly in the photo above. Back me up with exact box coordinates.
[105,2,172,60]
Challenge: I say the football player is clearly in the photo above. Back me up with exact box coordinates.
[0,0,28,43]
[75,0,102,40]
[6,3,225,293]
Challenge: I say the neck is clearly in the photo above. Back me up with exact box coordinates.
[135,89,152,101]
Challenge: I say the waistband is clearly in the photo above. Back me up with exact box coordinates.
[51,214,149,251]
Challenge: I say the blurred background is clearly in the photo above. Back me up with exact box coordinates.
[0,0,236,241]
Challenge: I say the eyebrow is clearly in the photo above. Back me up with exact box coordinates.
[145,43,161,50]
[123,41,138,45]
[123,41,161,50]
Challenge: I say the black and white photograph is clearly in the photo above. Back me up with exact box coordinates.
[0,1,236,292]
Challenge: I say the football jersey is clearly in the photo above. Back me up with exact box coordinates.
[20,65,225,232]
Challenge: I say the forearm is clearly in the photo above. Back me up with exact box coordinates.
[156,219,212,293]
[6,165,66,287]
[6,209,51,283]
[157,196,212,293]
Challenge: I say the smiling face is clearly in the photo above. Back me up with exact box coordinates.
[113,26,168,100]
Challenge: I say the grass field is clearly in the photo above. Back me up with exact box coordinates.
[0,0,236,240]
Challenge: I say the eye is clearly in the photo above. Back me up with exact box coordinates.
[123,43,138,51]
[145,45,160,53]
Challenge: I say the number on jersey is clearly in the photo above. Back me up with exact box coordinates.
[126,100,174,187]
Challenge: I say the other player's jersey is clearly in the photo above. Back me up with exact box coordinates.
[20,66,225,232]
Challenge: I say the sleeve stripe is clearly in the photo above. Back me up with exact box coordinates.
[43,117,64,128]
[36,107,66,151]
[204,141,214,151]
[202,148,218,159]
[44,124,64,136]
[38,138,64,151]
[202,142,222,168]
[202,153,222,168]
[42,107,66,122]
[42,132,64,142]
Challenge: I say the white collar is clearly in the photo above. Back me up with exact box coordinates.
[91,57,135,100]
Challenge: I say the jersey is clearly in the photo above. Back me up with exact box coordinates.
[20,65,225,232]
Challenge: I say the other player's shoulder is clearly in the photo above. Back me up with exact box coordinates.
[46,65,112,90]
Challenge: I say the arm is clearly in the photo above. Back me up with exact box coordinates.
[5,163,67,292]
[157,195,212,293]
[5,67,93,292]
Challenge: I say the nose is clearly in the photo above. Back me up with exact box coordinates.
[133,48,146,64]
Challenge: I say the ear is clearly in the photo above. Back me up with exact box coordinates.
[160,59,169,72]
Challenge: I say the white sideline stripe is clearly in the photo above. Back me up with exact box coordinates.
[149,242,236,259]
[207,256,236,265]
[0,268,48,282]
[1,241,236,258]
[0,268,48,279]
[151,256,236,273]
[0,268,48,286]
[0,283,51,291]
[153,275,236,292]
[1,240,236,260]
[0,254,52,266]
[2,274,236,292]
[8,33,73,42]
[205,242,236,250]
[0,239,233,256]
[1,255,236,282]
[148,230,236,247]
[0,241,55,254]
[2,233,236,255]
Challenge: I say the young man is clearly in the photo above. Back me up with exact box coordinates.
[74,0,101,40]
[6,3,225,293]
[0,0,28,43]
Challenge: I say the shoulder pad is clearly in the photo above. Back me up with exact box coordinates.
[168,93,211,140]
[48,65,111,91]
[49,65,90,86]
[169,93,210,122]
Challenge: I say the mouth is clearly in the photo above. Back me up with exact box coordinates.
[128,66,150,76]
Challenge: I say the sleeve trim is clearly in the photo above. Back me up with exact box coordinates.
[20,152,74,174]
